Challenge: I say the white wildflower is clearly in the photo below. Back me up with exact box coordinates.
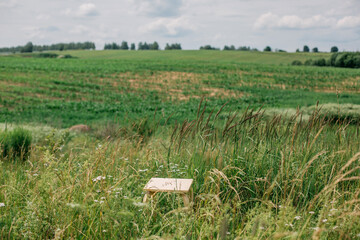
[99,201,104,204]
[294,216,301,220]
[33,173,38,176]
[309,211,315,214]
[0,203,5,207]
[333,226,338,230]
[139,169,148,172]
[92,176,106,182]
[103,230,107,233]
[330,208,337,212]
[66,203,81,209]
[322,219,328,223]
[133,202,147,207]
[94,200,99,203]
[285,223,294,228]
[100,197,106,200]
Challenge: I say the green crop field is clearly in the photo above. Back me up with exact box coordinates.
[1,50,360,239]
[1,50,359,127]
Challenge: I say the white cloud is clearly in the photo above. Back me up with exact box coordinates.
[70,25,90,35]
[140,17,195,37]
[336,16,360,28]
[254,12,336,30]
[132,0,183,17]
[36,14,50,20]
[77,3,98,17]
[0,0,17,8]
[63,3,99,18]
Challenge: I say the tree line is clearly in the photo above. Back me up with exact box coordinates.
[0,41,348,54]
[0,41,95,53]
[103,41,182,50]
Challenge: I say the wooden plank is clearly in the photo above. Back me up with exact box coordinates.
[144,178,193,193]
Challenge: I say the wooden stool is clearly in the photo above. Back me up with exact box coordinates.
[143,178,193,207]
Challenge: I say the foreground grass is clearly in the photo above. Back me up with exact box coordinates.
[1,105,360,239]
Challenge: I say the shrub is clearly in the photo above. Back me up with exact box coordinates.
[312,58,327,66]
[0,127,32,161]
[291,60,302,66]
[330,52,360,68]
[36,53,59,58]
[304,59,313,66]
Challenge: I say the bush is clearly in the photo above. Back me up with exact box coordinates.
[291,60,302,66]
[35,53,59,58]
[330,52,360,68]
[304,59,313,66]
[312,58,327,66]
[0,128,32,161]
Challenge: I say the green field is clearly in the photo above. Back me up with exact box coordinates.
[1,50,359,127]
[1,50,360,239]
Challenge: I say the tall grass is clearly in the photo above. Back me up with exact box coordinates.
[1,104,360,239]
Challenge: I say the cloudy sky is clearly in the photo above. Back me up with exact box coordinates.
[1,0,359,51]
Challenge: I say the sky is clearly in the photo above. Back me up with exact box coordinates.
[0,0,359,51]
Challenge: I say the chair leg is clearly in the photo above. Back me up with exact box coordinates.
[143,192,156,203]
[182,193,190,207]
[143,192,149,203]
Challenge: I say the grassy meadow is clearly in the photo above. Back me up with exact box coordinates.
[1,50,360,239]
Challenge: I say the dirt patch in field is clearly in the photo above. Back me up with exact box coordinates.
[201,87,242,98]
[0,81,30,88]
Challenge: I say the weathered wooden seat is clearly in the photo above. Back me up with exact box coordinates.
[143,178,193,207]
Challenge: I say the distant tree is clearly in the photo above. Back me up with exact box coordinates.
[21,42,33,53]
[104,43,111,50]
[312,47,319,53]
[143,42,149,50]
[296,48,300,52]
[263,46,272,52]
[138,42,158,50]
[130,43,135,50]
[223,45,230,50]
[223,45,236,51]
[120,41,129,50]
[303,45,310,52]
[238,46,250,51]
[331,46,339,53]
[200,45,218,50]
[165,43,182,50]
[150,41,159,50]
